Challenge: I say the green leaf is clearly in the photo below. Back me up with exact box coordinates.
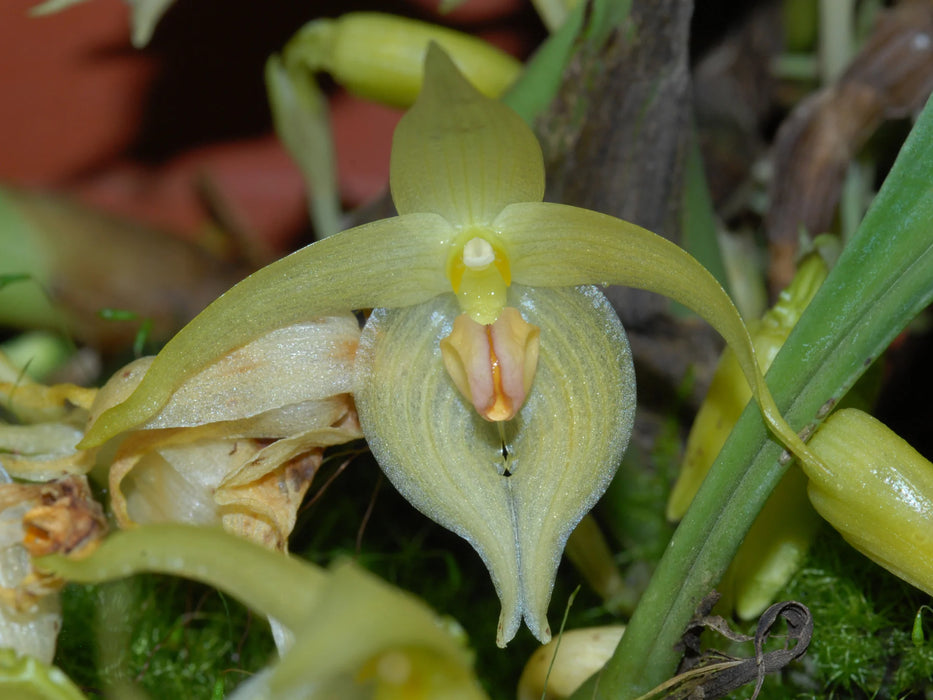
[96,308,140,321]
[265,55,341,237]
[0,273,32,290]
[584,93,933,699]
[503,0,633,123]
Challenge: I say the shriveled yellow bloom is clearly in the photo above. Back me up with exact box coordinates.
[92,317,363,551]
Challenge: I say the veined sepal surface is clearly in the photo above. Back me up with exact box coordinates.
[355,285,635,646]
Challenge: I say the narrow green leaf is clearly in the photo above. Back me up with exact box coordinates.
[133,318,153,358]
[680,131,728,294]
[265,55,342,238]
[97,308,139,321]
[585,93,933,698]
[502,1,587,122]
[0,273,31,289]
[503,0,633,123]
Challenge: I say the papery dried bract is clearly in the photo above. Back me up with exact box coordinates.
[92,318,364,550]
[0,352,97,480]
[0,499,60,664]
[0,474,105,664]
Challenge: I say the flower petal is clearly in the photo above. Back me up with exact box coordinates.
[143,316,361,429]
[270,562,482,698]
[498,201,827,471]
[356,297,521,645]
[37,524,327,624]
[390,45,545,224]
[81,213,452,447]
[355,285,635,645]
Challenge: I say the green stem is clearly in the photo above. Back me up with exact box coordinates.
[819,0,855,83]
[590,410,786,696]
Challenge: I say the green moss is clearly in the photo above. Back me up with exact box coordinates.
[749,527,933,698]
[56,574,275,698]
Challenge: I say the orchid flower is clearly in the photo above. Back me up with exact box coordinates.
[38,524,487,700]
[79,46,825,646]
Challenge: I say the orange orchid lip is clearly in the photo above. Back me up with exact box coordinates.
[440,307,539,422]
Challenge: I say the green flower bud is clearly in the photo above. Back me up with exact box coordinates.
[806,408,933,597]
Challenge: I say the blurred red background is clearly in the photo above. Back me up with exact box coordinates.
[0,0,536,252]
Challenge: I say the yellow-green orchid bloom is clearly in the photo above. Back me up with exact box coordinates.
[37,525,487,700]
[79,45,825,646]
